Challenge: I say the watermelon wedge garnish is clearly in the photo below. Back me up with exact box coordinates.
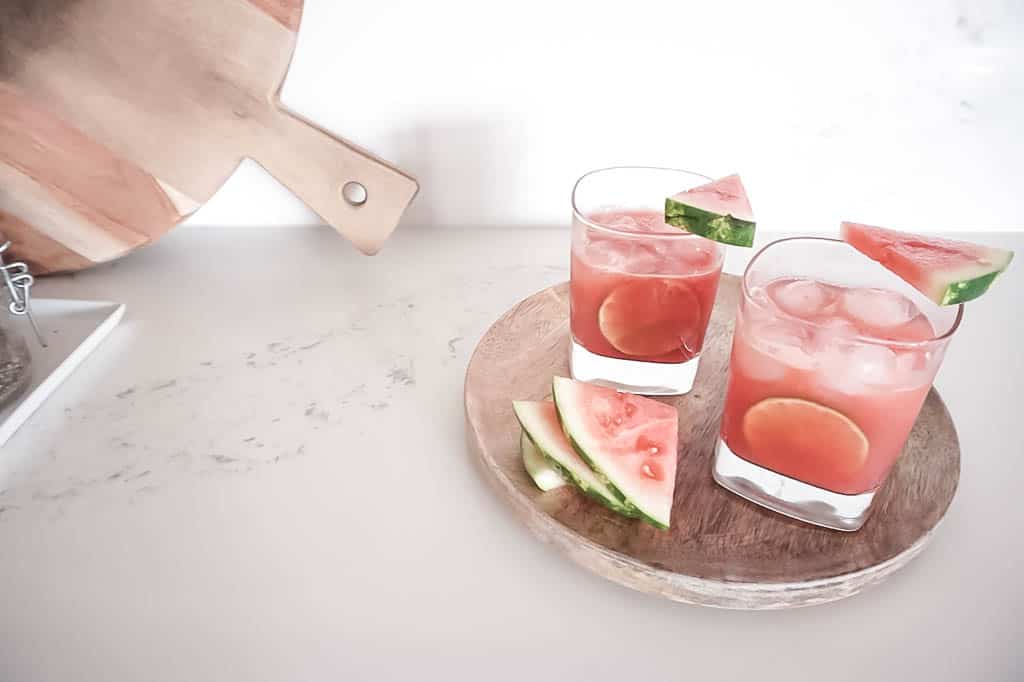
[513,401,636,515]
[841,222,1014,306]
[664,174,756,247]
[551,377,678,529]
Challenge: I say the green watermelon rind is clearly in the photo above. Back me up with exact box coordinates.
[513,404,640,518]
[664,197,756,248]
[520,432,567,492]
[550,381,670,530]
[936,257,1014,305]
[524,432,640,517]
[840,222,1015,306]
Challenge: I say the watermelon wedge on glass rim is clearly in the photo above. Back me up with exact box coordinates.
[664,174,756,247]
[841,222,1014,305]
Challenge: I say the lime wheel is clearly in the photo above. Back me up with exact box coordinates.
[741,398,869,479]
[598,279,701,357]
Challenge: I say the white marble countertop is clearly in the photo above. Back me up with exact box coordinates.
[1,226,1021,681]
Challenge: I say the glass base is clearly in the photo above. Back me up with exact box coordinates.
[713,439,877,532]
[570,340,698,396]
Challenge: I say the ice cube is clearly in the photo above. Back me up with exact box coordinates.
[653,241,709,275]
[622,244,662,274]
[890,313,937,342]
[894,350,922,375]
[584,238,629,269]
[603,214,638,231]
[747,320,816,370]
[680,242,714,269]
[812,316,860,351]
[851,344,898,385]
[768,278,837,319]
[817,343,897,394]
[742,286,776,325]
[842,287,918,329]
[733,335,786,383]
[633,213,667,232]
[893,349,935,387]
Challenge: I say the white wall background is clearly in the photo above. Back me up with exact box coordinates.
[186,0,1023,233]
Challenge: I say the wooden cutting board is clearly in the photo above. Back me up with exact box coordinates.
[0,0,418,273]
[465,277,960,609]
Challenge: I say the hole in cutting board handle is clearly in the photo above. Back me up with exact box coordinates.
[342,181,368,206]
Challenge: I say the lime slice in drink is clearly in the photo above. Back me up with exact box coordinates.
[742,398,869,477]
[597,280,701,357]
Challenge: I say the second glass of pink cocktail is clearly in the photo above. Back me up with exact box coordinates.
[570,167,724,395]
[714,237,963,530]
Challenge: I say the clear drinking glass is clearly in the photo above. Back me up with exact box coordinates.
[570,167,724,395]
[714,237,963,531]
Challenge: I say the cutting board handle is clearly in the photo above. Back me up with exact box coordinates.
[253,105,419,254]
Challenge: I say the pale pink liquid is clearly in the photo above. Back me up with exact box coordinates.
[721,277,941,494]
[570,209,724,364]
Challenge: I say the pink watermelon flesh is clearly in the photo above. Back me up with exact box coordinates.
[513,401,633,514]
[552,377,678,529]
[672,174,754,222]
[665,174,756,247]
[841,222,1014,306]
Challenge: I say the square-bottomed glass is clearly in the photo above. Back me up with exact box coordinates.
[570,167,724,395]
[714,237,963,531]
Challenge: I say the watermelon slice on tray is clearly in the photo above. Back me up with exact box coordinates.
[520,432,567,492]
[513,401,637,516]
[841,222,1014,305]
[551,377,678,529]
[664,174,756,247]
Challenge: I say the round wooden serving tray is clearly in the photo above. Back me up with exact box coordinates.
[464,275,960,609]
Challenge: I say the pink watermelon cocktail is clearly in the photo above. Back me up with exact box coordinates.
[713,237,964,531]
[570,209,722,364]
[569,168,725,395]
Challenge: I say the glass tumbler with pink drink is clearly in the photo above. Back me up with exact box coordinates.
[569,167,727,395]
[714,236,967,530]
